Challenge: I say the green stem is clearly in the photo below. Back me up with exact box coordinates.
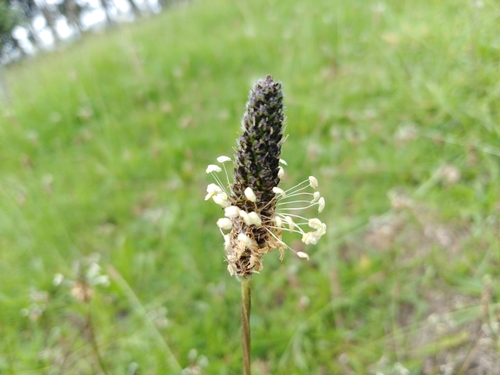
[241,276,252,375]
[86,306,109,375]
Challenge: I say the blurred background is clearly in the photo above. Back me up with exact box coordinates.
[1,0,500,374]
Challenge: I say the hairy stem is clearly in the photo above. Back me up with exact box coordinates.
[241,276,252,375]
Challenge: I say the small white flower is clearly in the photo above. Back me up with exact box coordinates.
[224,206,240,218]
[206,165,222,173]
[309,176,318,189]
[244,187,257,202]
[217,218,233,230]
[318,197,325,213]
[272,187,286,197]
[217,156,232,163]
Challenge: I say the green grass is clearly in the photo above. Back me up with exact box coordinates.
[1,0,500,373]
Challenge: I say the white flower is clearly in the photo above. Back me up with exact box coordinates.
[217,156,232,163]
[244,187,257,202]
[217,218,233,230]
[309,176,318,189]
[206,165,222,173]
[224,206,240,218]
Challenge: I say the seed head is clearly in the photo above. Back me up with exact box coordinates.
[206,75,326,277]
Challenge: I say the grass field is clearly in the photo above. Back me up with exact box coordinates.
[1,0,500,373]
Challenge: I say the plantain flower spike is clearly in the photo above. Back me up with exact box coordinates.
[206,75,326,277]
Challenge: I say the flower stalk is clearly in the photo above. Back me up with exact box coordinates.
[241,276,251,375]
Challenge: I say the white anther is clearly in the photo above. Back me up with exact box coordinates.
[247,212,262,226]
[217,156,232,163]
[278,167,285,178]
[213,193,230,208]
[275,216,283,228]
[308,219,326,236]
[285,216,295,231]
[244,187,257,202]
[302,232,320,245]
[206,164,222,173]
[224,206,240,218]
[318,197,325,213]
[309,176,318,189]
[279,159,288,166]
[272,187,286,198]
[217,218,233,230]
[239,210,252,226]
[237,233,253,247]
[312,191,321,203]
[205,183,223,200]
[297,252,310,260]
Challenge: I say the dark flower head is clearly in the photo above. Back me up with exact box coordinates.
[206,76,326,277]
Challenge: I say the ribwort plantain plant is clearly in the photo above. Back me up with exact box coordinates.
[205,75,326,374]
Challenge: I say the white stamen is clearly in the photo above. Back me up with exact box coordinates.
[245,187,257,202]
[248,212,262,226]
[206,165,222,173]
[302,232,320,245]
[213,193,230,208]
[217,218,233,230]
[312,191,321,203]
[297,251,310,260]
[217,156,232,163]
[275,216,283,228]
[205,183,223,200]
[285,216,295,231]
[279,159,288,166]
[224,206,240,218]
[278,167,285,178]
[318,197,325,213]
[272,187,286,198]
[309,176,318,189]
[239,210,252,226]
[309,218,326,234]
